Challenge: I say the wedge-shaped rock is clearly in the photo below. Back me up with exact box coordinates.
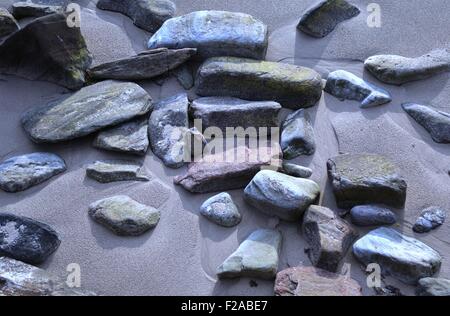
[281,109,315,159]
[22,80,152,143]
[97,0,176,33]
[12,2,63,19]
[365,49,450,85]
[327,153,407,209]
[148,10,268,60]
[281,162,313,178]
[0,13,92,90]
[0,8,19,37]
[353,228,442,284]
[0,153,66,193]
[86,160,150,183]
[196,57,323,109]
[200,192,241,227]
[402,103,450,144]
[417,278,450,296]
[217,229,282,280]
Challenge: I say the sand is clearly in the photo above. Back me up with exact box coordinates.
[0,0,449,296]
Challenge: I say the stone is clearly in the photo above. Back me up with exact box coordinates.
[196,57,323,109]
[327,153,407,209]
[364,49,450,85]
[11,2,63,19]
[302,205,357,272]
[97,0,176,33]
[148,10,268,60]
[22,80,152,143]
[217,229,282,280]
[200,193,241,227]
[281,162,313,178]
[87,48,196,81]
[88,195,160,236]
[402,103,450,144]
[352,227,442,284]
[324,70,392,108]
[274,266,362,296]
[244,170,320,222]
[0,153,66,193]
[171,64,194,90]
[0,213,61,264]
[0,8,19,37]
[413,206,446,233]
[86,160,150,183]
[297,0,360,38]
[417,278,450,296]
[350,205,397,227]
[281,109,316,159]
[0,13,92,90]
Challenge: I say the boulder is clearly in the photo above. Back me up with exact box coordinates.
[200,192,241,227]
[12,2,63,19]
[281,162,313,178]
[350,205,397,227]
[0,8,19,37]
[412,206,446,233]
[281,109,315,159]
[86,160,150,183]
[416,278,450,296]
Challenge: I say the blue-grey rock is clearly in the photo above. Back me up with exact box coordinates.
[281,109,315,159]
[417,277,450,296]
[0,8,19,37]
[12,2,63,19]
[350,205,397,227]
[172,63,194,90]
[86,160,150,183]
[282,162,313,178]
[200,193,242,227]
[413,206,447,233]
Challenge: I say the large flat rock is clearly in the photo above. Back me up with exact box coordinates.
[86,160,150,183]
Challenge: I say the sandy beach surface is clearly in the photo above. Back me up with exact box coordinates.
[0,0,449,296]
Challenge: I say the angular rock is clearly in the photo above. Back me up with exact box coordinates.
[402,103,450,144]
[12,2,63,19]
[364,49,450,85]
[0,213,61,264]
[244,170,320,222]
[97,0,176,33]
[172,64,194,90]
[87,48,196,81]
[0,8,19,37]
[302,205,358,272]
[22,80,152,143]
[200,192,241,227]
[297,0,360,38]
[0,153,66,193]
[417,278,450,296]
[148,10,268,60]
[196,57,323,109]
[350,205,397,227]
[88,195,160,236]
[281,109,315,159]
[327,153,407,209]
[86,160,150,183]
[281,162,313,178]
[275,266,362,296]
[0,13,92,90]
[413,206,446,233]
[353,227,442,284]
[217,229,282,279]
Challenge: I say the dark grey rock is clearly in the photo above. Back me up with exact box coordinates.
[86,160,150,183]
[281,162,313,178]
[281,109,315,159]
[0,8,19,37]
[413,206,446,233]
[172,64,194,90]
[350,205,397,227]
[200,192,241,227]
[417,277,450,296]
[12,2,63,19]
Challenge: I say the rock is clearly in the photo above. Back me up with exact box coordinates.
[417,278,450,296]
[327,153,407,209]
[302,205,357,272]
[0,153,66,193]
[244,170,320,222]
[148,10,268,60]
[353,227,442,284]
[402,103,450,144]
[0,13,91,90]
[274,265,362,296]
[217,229,282,279]
[281,109,315,159]
[190,97,281,135]
[87,48,196,81]
[86,160,150,183]
[350,205,397,227]
[196,57,323,109]
[172,64,194,90]
[364,49,450,85]
[88,195,160,236]
[22,80,152,143]
[374,285,403,296]
[97,0,176,33]
[11,2,63,19]
[324,70,392,108]
[0,8,19,37]
[200,193,242,227]
[413,206,446,233]
[297,0,360,38]
[0,213,61,264]
[281,162,313,178]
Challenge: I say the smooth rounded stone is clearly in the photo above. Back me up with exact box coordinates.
[302,205,358,272]
[0,13,91,90]
[281,162,312,178]
[86,160,150,183]
[327,153,407,209]
[297,0,360,38]
[87,48,196,81]
[413,206,447,233]
[324,70,392,108]
[217,229,282,280]
[281,109,315,159]
[275,266,362,296]
[97,0,176,33]
[22,80,152,143]
[350,205,397,227]
[200,193,242,227]
[148,10,268,60]
[196,57,323,110]
[244,170,320,222]
[88,195,160,236]
[353,227,442,284]
[0,153,66,193]
[0,8,19,37]
[364,49,450,85]
[417,278,450,296]
[0,213,61,264]
[11,2,63,19]
[402,103,450,144]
